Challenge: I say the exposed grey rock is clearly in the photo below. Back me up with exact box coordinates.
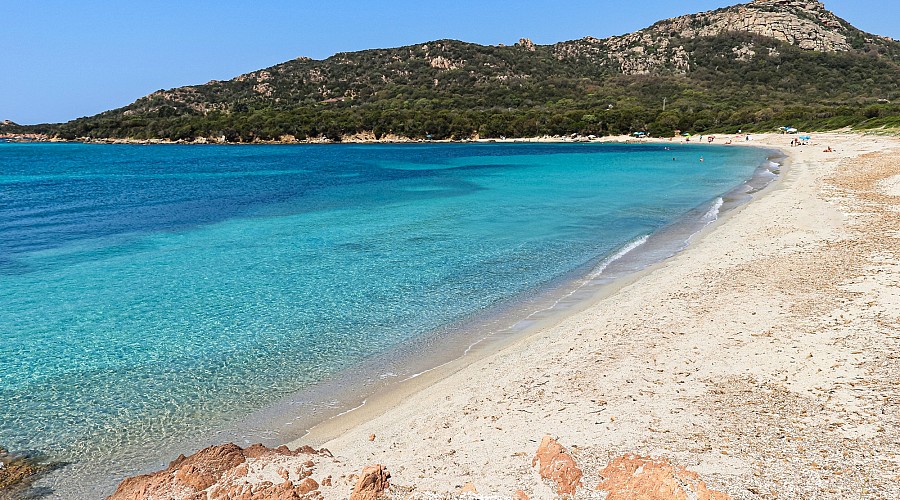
[554,0,853,75]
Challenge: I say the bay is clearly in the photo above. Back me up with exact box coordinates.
[0,142,772,495]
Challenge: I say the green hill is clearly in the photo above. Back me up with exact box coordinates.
[10,0,900,141]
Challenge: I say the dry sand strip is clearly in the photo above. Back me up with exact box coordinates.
[107,133,899,499]
[297,133,899,499]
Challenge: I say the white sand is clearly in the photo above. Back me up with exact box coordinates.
[285,133,900,498]
[878,174,900,197]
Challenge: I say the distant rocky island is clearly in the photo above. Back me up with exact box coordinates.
[4,0,899,143]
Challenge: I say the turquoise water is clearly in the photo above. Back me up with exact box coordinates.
[0,142,771,494]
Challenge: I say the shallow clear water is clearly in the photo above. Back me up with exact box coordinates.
[0,142,770,492]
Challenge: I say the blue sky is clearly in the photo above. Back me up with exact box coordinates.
[2,0,897,124]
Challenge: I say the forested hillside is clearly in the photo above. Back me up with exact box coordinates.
[7,0,900,141]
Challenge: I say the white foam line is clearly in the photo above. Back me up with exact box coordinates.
[488,235,650,328]
[463,336,488,356]
[688,196,728,246]
[396,237,651,387]
[588,235,650,279]
[702,197,725,223]
[401,359,456,382]
[458,235,651,358]
[330,399,367,419]
[503,235,648,328]
[530,234,651,315]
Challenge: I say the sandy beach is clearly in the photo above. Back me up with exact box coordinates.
[108,132,899,499]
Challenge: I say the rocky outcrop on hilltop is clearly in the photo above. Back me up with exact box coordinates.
[516,38,537,52]
[653,0,851,52]
[553,0,856,74]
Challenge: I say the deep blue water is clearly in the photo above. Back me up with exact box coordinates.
[0,142,770,491]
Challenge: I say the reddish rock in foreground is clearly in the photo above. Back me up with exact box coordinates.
[108,443,333,500]
[349,464,390,500]
[531,436,583,496]
[596,454,731,500]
